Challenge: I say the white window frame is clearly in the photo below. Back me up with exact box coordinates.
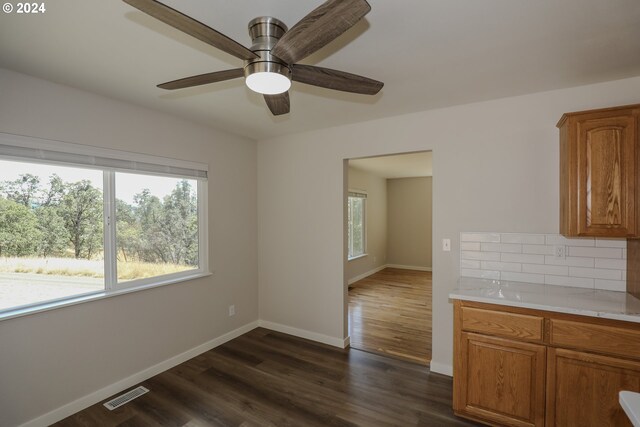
[0,132,210,321]
[347,190,367,261]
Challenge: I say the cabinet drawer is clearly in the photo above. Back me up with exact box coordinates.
[550,319,640,360]
[461,307,544,342]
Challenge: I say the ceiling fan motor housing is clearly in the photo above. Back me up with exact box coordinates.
[244,17,291,82]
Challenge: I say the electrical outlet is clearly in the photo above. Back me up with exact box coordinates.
[442,238,451,252]
[228,305,235,316]
[554,245,566,258]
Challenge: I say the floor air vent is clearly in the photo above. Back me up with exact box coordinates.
[103,386,149,410]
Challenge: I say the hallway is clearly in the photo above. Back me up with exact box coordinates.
[348,268,432,365]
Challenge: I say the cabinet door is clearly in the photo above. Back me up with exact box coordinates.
[546,348,640,427]
[576,114,636,236]
[454,332,546,427]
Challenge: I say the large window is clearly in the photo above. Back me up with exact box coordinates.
[347,191,367,260]
[115,173,199,283]
[0,161,105,310]
[0,134,208,317]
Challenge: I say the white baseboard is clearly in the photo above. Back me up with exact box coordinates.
[429,361,453,377]
[343,335,350,348]
[347,264,387,285]
[19,321,260,427]
[258,320,347,348]
[385,264,432,272]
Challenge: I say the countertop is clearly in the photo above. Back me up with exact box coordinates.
[620,391,640,427]
[450,277,640,323]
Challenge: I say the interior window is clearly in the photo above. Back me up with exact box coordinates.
[348,192,366,259]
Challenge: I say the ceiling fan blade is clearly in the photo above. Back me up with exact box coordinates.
[123,0,258,61]
[292,64,383,95]
[157,68,244,90]
[264,92,290,116]
[271,0,371,64]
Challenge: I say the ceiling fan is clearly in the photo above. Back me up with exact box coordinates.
[122,0,384,116]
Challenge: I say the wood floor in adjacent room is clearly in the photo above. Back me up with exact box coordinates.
[348,268,432,365]
[55,328,478,427]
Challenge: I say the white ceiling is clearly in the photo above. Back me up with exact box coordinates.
[350,152,432,179]
[1,1,640,140]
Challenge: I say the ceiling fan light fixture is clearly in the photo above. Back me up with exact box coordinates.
[125,0,382,115]
[244,61,291,95]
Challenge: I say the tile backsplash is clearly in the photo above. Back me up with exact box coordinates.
[460,232,627,291]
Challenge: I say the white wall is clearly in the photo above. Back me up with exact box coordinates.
[346,167,387,283]
[387,177,433,269]
[257,76,640,375]
[0,68,258,427]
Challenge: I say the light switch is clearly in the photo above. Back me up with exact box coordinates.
[442,238,451,252]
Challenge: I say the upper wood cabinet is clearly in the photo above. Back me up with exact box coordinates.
[558,104,640,237]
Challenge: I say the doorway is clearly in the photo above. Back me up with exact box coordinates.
[345,151,433,365]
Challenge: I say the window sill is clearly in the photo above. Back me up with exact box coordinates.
[0,271,213,322]
[348,254,368,261]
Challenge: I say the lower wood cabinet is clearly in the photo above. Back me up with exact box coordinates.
[453,300,640,427]
[546,349,639,427]
[456,333,546,427]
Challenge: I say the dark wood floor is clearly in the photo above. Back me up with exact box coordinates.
[55,328,477,427]
[349,268,432,365]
